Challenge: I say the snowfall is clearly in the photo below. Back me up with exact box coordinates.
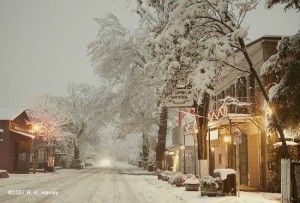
[0,161,281,203]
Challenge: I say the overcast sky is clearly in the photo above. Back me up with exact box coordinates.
[0,0,299,109]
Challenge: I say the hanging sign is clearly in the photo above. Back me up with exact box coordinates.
[233,129,242,144]
[165,87,193,108]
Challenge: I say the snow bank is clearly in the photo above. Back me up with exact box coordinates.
[214,168,235,180]
[0,169,9,178]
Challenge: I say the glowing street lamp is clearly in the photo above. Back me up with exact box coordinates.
[266,106,273,116]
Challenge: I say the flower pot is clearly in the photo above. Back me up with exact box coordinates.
[201,186,218,197]
[185,183,200,191]
[162,176,168,181]
[175,181,185,187]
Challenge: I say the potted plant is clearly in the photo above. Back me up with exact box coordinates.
[174,173,186,187]
[199,175,221,196]
[156,169,162,179]
[161,171,172,181]
[161,171,168,181]
[184,175,200,191]
[168,172,186,186]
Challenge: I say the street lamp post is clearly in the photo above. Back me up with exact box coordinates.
[194,129,198,176]
[31,125,40,174]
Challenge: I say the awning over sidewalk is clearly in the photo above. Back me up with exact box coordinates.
[208,114,259,129]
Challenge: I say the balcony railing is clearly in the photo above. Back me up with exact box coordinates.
[208,96,258,121]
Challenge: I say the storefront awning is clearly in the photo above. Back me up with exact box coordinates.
[10,129,35,139]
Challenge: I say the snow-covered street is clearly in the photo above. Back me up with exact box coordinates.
[0,162,281,203]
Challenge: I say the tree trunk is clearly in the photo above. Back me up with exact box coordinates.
[195,92,210,160]
[74,126,84,160]
[238,38,290,159]
[156,106,168,170]
[74,144,80,159]
[142,132,149,164]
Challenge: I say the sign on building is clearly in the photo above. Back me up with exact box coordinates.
[165,87,194,108]
[233,129,242,144]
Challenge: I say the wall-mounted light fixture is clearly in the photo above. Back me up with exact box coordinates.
[224,135,231,143]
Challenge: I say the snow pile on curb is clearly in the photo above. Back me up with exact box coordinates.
[0,169,9,178]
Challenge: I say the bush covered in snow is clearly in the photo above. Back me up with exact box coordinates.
[168,172,186,184]
[199,175,221,188]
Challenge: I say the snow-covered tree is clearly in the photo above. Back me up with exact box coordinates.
[64,82,106,159]
[30,94,74,152]
[88,13,163,165]
[265,0,300,11]
[262,31,300,132]
[135,0,289,161]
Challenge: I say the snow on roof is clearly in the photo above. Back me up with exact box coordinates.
[214,168,236,180]
[0,108,25,120]
[273,141,299,147]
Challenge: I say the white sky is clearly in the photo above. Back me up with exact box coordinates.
[0,0,299,109]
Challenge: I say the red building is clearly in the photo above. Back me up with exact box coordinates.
[0,109,34,173]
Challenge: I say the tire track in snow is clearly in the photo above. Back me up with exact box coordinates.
[39,167,106,203]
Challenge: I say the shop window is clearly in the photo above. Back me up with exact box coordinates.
[38,150,44,162]
[19,152,26,161]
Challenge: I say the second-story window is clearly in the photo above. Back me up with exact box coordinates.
[229,84,236,113]
[221,90,225,99]
[230,84,235,97]
[237,77,247,102]
[213,96,217,110]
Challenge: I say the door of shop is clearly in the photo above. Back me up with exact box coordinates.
[239,134,248,185]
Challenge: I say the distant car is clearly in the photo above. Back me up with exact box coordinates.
[70,159,84,169]
[84,162,93,166]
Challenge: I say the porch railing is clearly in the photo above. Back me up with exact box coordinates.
[208,97,258,121]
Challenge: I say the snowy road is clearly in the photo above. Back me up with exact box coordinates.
[0,163,187,203]
[0,162,280,203]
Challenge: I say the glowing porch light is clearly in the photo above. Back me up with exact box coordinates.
[224,135,231,143]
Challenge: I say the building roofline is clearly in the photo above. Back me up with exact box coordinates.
[246,35,283,48]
